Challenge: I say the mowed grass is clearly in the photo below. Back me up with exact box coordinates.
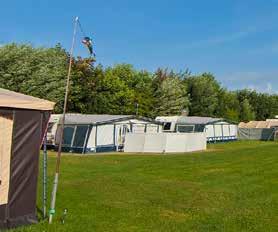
[12,141,278,232]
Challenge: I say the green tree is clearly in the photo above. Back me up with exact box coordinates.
[0,43,68,112]
[90,65,135,114]
[104,64,154,116]
[240,99,256,122]
[68,57,97,113]
[1,43,277,119]
[236,89,277,121]
[153,69,189,116]
[217,90,240,122]
[186,73,221,117]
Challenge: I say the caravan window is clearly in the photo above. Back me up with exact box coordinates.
[177,125,195,133]
[73,126,89,147]
[163,122,171,131]
[47,122,54,133]
[63,126,75,146]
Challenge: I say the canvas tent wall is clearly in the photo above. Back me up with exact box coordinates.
[51,114,162,153]
[124,133,207,153]
[156,116,238,142]
[238,120,278,141]
[0,88,54,229]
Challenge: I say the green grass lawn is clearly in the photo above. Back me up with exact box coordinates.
[12,141,278,232]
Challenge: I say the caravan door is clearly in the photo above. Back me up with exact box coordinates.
[117,124,130,148]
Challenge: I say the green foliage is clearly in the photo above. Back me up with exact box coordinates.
[93,65,135,114]
[240,99,256,122]
[217,90,240,122]
[153,68,190,116]
[186,73,221,117]
[0,43,277,121]
[0,43,68,112]
[236,89,278,121]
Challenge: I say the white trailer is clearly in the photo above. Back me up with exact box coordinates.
[156,116,238,142]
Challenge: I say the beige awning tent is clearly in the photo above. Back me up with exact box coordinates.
[0,88,54,229]
[239,120,278,129]
[238,120,278,141]
[0,88,55,110]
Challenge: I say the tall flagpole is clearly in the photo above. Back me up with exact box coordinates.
[49,16,79,224]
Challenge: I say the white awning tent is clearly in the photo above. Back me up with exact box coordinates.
[47,114,163,153]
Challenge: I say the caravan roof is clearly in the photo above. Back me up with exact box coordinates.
[156,116,225,125]
[177,116,223,125]
[54,114,160,126]
[61,114,134,125]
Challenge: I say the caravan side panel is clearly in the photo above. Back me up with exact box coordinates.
[230,125,238,137]
[205,125,215,139]
[97,124,114,146]
[223,124,230,138]
[87,126,96,150]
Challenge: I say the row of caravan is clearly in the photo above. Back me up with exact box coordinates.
[47,114,238,153]
[47,114,162,153]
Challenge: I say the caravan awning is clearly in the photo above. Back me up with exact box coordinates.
[0,88,55,111]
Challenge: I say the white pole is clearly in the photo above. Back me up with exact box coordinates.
[49,16,79,224]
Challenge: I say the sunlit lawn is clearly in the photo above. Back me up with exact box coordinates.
[12,141,278,232]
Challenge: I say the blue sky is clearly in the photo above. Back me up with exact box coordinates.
[1,0,278,93]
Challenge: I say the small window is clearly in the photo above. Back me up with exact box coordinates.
[163,122,172,131]
[73,126,89,147]
[63,126,75,146]
[177,125,195,133]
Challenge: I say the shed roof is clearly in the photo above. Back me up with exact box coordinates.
[177,116,224,125]
[0,88,55,111]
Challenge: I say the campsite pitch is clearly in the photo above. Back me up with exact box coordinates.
[12,141,278,232]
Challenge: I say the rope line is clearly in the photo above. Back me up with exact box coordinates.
[76,18,96,58]
[77,19,87,38]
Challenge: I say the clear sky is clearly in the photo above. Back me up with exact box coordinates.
[1,0,278,93]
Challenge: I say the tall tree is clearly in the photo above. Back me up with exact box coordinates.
[69,57,97,113]
[91,65,135,114]
[153,69,189,116]
[0,43,68,112]
[240,99,256,122]
[217,90,240,122]
[186,73,221,117]
[105,64,154,116]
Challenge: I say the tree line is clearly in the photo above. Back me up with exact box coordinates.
[0,43,277,122]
